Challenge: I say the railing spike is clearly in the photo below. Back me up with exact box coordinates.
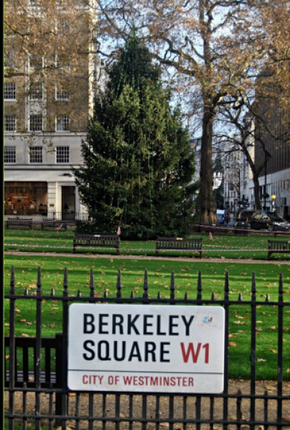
[251,272,256,294]
[279,273,283,302]
[88,268,95,302]
[143,269,148,301]
[10,266,15,293]
[170,271,175,302]
[63,267,68,289]
[37,266,41,290]
[116,269,122,299]
[224,271,229,301]
[197,271,202,302]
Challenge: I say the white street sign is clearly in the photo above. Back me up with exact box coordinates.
[68,304,225,393]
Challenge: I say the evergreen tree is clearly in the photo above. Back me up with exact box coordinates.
[73,34,196,238]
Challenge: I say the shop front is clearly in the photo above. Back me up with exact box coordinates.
[5,182,48,216]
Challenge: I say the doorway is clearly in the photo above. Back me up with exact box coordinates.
[62,186,75,220]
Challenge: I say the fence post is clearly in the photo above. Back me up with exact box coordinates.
[35,267,42,430]
[55,333,64,420]
[9,267,16,430]
[277,273,284,427]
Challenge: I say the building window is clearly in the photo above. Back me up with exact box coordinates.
[56,146,70,164]
[56,86,70,100]
[30,82,43,100]
[58,17,71,34]
[4,147,16,164]
[5,115,16,132]
[29,147,43,163]
[5,50,16,69]
[29,0,40,6]
[4,82,16,100]
[29,54,43,69]
[56,54,71,70]
[29,114,43,132]
[56,115,70,131]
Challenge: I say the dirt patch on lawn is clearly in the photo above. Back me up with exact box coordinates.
[5,379,290,429]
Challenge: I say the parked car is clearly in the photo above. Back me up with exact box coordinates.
[236,209,290,231]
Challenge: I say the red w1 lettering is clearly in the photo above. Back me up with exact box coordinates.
[180,343,209,363]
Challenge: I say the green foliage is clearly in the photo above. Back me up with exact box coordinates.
[73,34,196,238]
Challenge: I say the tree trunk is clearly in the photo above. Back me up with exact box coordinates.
[252,173,262,210]
[197,108,217,224]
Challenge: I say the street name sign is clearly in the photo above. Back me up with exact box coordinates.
[68,304,225,393]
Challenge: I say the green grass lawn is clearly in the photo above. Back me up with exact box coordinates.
[4,249,290,380]
[4,228,290,260]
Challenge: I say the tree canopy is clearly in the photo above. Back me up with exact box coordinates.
[73,34,196,238]
[4,0,99,146]
[95,0,290,222]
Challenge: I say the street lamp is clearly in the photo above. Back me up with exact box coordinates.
[271,195,276,211]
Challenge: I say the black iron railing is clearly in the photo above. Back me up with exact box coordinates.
[4,267,290,429]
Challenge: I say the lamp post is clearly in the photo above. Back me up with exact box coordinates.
[271,195,276,211]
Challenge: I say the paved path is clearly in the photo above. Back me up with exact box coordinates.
[5,251,290,264]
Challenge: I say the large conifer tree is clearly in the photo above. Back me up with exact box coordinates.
[73,34,196,237]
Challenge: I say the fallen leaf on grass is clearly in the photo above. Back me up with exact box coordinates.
[229,342,237,347]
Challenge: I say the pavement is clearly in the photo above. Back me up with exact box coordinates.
[5,250,290,264]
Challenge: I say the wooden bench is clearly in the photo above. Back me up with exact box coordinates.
[155,237,202,257]
[268,240,290,259]
[6,218,33,229]
[73,233,120,254]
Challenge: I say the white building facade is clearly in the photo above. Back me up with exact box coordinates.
[4,0,101,221]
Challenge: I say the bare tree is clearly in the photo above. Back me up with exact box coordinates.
[95,0,289,224]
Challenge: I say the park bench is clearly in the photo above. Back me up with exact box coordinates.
[268,240,290,259]
[73,233,120,254]
[155,237,202,258]
[6,218,33,229]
